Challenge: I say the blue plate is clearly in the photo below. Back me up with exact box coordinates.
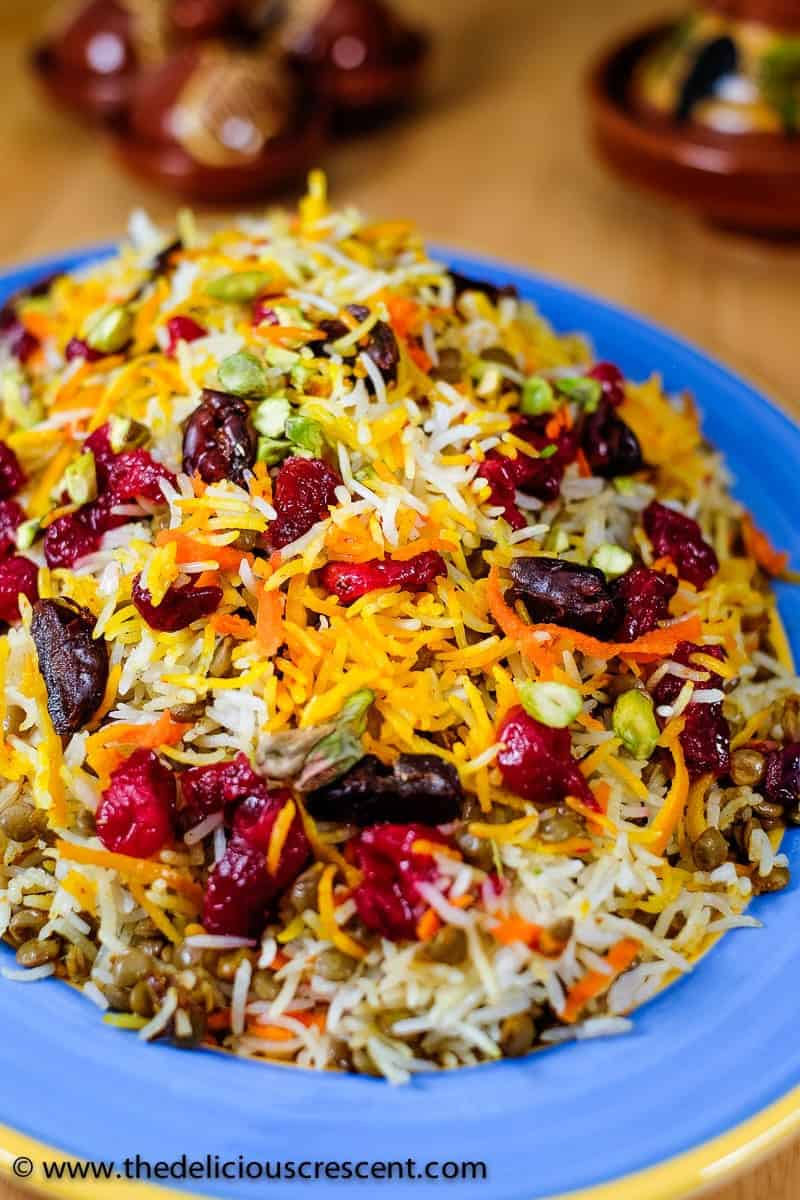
[2,247,799,1200]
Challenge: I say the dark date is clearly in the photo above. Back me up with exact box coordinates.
[30,599,109,736]
[509,556,621,638]
[182,389,257,486]
[306,752,463,826]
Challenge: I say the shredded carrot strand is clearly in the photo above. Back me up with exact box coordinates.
[561,938,640,1023]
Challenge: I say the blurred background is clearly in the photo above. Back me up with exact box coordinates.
[0,2,799,1198]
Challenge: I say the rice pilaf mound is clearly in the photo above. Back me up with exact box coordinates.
[0,174,798,1080]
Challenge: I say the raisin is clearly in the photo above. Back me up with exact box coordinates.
[497,706,596,808]
[0,555,38,622]
[166,316,206,355]
[351,823,450,941]
[132,576,223,632]
[0,499,25,558]
[307,753,463,825]
[643,501,718,589]
[182,389,257,486]
[30,599,109,734]
[0,442,25,499]
[613,565,678,642]
[508,556,620,637]
[320,551,446,605]
[269,456,341,549]
[580,400,643,478]
[96,749,177,857]
[362,318,399,383]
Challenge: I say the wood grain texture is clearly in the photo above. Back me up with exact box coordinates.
[0,1,798,1197]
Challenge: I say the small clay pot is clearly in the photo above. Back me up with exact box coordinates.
[586,22,800,234]
[113,41,327,200]
[284,0,428,122]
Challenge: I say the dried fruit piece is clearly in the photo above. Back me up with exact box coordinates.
[0,442,25,500]
[509,556,620,638]
[30,599,109,735]
[651,641,725,708]
[680,703,730,779]
[351,823,450,941]
[643,501,719,589]
[269,456,341,549]
[166,316,207,355]
[106,449,176,503]
[763,743,800,811]
[65,338,103,363]
[132,576,223,632]
[202,836,273,937]
[0,555,39,622]
[587,362,625,408]
[580,400,643,478]
[96,749,177,857]
[0,499,25,558]
[497,705,595,808]
[43,511,100,569]
[613,565,678,642]
[182,389,257,485]
[307,753,463,826]
[320,551,446,605]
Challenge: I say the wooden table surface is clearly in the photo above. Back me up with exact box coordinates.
[1,1,799,1197]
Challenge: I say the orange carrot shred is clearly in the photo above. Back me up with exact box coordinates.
[742,514,789,577]
[561,938,640,1023]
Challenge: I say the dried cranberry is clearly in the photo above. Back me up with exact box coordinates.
[643,502,718,589]
[513,415,580,468]
[0,555,38,622]
[651,641,725,708]
[84,424,116,483]
[0,443,25,500]
[497,706,594,807]
[178,761,231,832]
[320,551,446,605]
[269,457,341,550]
[44,511,101,569]
[680,703,730,779]
[0,499,25,558]
[203,836,274,937]
[221,752,272,805]
[234,791,310,888]
[508,556,620,638]
[478,454,527,528]
[65,337,103,363]
[587,362,625,408]
[252,300,279,326]
[613,565,678,642]
[763,743,800,811]
[107,449,176,503]
[307,753,463,825]
[351,823,449,941]
[31,599,109,735]
[166,316,207,355]
[96,749,177,858]
[182,389,257,486]
[132,576,222,632]
[2,318,39,364]
[580,400,643,478]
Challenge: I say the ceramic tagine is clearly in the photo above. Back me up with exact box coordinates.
[587,0,800,233]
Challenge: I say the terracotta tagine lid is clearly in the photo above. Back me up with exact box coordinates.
[283,0,429,122]
[586,0,800,233]
[113,40,327,200]
[32,0,280,121]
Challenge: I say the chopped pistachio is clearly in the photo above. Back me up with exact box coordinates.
[613,477,635,494]
[539,444,558,459]
[1,365,42,427]
[62,451,97,505]
[253,397,291,438]
[290,362,314,388]
[591,543,634,580]
[296,727,365,792]
[555,376,602,411]
[520,376,556,416]
[338,688,375,733]
[612,690,659,760]
[285,414,324,457]
[517,680,583,729]
[218,351,268,398]
[546,527,570,554]
[265,344,300,368]
[205,270,271,303]
[108,414,149,452]
[86,306,134,354]
[256,436,291,466]
[15,517,41,551]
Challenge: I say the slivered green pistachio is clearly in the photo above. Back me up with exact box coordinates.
[63,451,97,505]
[517,680,582,729]
[2,365,43,427]
[285,414,324,457]
[296,689,375,791]
[520,376,556,416]
[555,376,602,411]
[218,351,268,398]
[253,396,290,437]
[612,689,659,760]
[591,543,634,580]
[256,436,291,466]
[205,270,271,303]
[338,688,375,732]
[86,306,134,354]
[15,518,41,551]
[613,476,635,494]
[108,414,150,452]
[265,344,300,368]
[546,527,570,554]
